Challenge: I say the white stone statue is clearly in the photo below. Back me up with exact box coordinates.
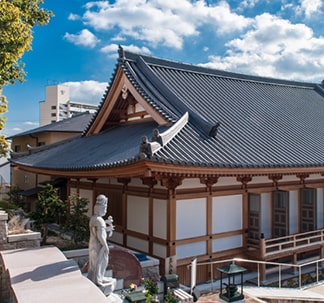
[88,194,114,287]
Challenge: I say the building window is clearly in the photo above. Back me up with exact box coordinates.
[51,106,56,110]
[14,145,21,152]
[248,193,261,240]
[300,188,316,232]
[24,175,29,184]
[37,142,45,146]
[51,113,56,117]
[272,190,289,237]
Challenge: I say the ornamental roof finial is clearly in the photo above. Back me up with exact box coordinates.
[118,45,125,62]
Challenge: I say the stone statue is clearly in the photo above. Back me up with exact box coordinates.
[88,194,113,287]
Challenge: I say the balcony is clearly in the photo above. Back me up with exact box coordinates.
[247,229,324,261]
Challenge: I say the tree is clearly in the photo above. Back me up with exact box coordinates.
[0,0,53,156]
[64,194,90,245]
[31,184,66,245]
[6,185,26,210]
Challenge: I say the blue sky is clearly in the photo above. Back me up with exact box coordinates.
[3,0,324,136]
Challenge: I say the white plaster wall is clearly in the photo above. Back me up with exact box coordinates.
[177,178,205,189]
[127,235,149,253]
[176,241,206,259]
[176,198,206,240]
[153,199,167,239]
[215,177,239,187]
[79,189,93,217]
[110,231,123,245]
[289,190,298,234]
[153,243,167,258]
[249,176,271,185]
[127,196,149,234]
[129,178,147,187]
[212,235,242,252]
[260,193,271,239]
[281,175,299,182]
[317,188,323,229]
[212,195,242,233]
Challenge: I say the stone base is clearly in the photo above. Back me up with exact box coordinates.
[106,293,123,303]
[99,278,117,296]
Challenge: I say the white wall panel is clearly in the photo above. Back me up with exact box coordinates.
[176,241,206,259]
[178,178,204,189]
[153,199,167,239]
[153,243,167,258]
[127,196,149,234]
[176,198,206,240]
[212,235,242,252]
[110,231,123,245]
[212,195,242,233]
[127,235,149,253]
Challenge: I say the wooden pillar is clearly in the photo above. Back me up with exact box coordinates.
[161,176,182,257]
[259,234,266,281]
[117,178,131,246]
[236,176,252,248]
[200,177,218,257]
[142,177,158,255]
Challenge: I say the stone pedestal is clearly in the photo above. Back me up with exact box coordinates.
[99,277,117,296]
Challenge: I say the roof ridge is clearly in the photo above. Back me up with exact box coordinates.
[123,49,317,88]
[135,55,220,138]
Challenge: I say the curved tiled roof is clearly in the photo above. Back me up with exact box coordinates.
[9,112,93,139]
[11,49,324,172]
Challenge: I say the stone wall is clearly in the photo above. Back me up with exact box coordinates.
[0,210,41,303]
[0,211,41,251]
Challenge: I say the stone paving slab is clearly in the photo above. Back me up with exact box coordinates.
[1,246,111,303]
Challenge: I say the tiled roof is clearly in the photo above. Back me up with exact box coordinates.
[11,49,324,172]
[8,112,93,139]
[13,121,167,170]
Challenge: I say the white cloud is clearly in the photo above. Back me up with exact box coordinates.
[64,29,100,48]
[62,80,107,104]
[12,127,22,132]
[100,43,151,57]
[296,0,323,18]
[200,13,324,82]
[68,13,81,21]
[24,121,38,126]
[77,0,251,49]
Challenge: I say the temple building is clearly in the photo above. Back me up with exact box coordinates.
[10,47,324,284]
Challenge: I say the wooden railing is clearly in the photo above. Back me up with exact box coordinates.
[248,229,324,260]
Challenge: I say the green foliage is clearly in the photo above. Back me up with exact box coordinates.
[31,184,66,245]
[143,278,159,303]
[0,91,9,157]
[0,1,53,156]
[6,186,26,210]
[0,0,53,86]
[63,194,90,245]
[0,200,19,211]
[164,289,180,303]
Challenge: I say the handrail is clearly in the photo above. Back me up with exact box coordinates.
[190,257,324,292]
[248,229,324,259]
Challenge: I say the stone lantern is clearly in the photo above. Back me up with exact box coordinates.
[217,262,246,302]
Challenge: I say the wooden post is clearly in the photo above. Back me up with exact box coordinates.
[260,234,266,282]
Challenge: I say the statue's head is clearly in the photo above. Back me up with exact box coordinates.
[94,194,108,216]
